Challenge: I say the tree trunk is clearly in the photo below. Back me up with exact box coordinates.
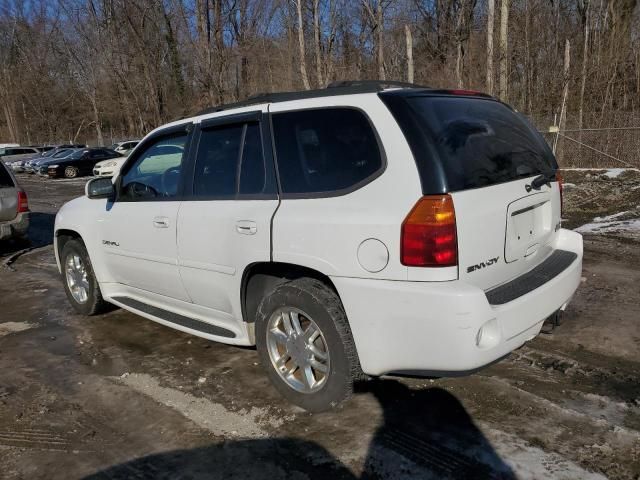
[498,0,509,102]
[555,40,571,162]
[578,2,590,130]
[405,25,414,83]
[376,1,385,80]
[296,0,311,90]
[486,0,495,95]
[313,0,323,87]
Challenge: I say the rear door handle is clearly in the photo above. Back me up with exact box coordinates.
[236,220,257,235]
[153,216,170,228]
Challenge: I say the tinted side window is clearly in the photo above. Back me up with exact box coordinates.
[120,133,188,200]
[193,124,244,197]
[271,108,383,195]
[0,164,14,187]
[192,122,272,198]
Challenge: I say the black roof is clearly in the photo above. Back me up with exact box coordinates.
[195,80,431,116]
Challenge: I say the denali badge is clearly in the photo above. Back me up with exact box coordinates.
[102,240,120,247]
[467,256,500,273]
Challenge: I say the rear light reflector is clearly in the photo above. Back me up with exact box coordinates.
[556,171,563,216]
[17,190,29,213]
[401,195,457,267]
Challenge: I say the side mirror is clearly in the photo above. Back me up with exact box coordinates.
[86,177,115,199]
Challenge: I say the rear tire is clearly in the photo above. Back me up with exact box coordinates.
[255,278,363,412]
[61,239,107,315]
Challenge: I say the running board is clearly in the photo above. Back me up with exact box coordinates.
[111,296,236,338]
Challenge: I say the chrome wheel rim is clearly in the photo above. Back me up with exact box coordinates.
[65,253,89,304]
[266,307,330,393]
[65,166,77,178]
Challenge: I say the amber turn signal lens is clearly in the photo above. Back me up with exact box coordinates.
[401,195,457,267]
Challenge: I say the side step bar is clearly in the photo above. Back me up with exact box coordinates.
[112,296,236,338]
[485,250,578,305]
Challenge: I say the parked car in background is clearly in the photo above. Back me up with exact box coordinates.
[47,148,120,178]
[0,143,19,149]
[25,148,77,173]
[111,140,140,156]
[92,156,127,177]
[0,146,40,163]
[0,161,29,241]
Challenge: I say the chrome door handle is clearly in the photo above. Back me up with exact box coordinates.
[236,220,257,235]
[153,216,170,228]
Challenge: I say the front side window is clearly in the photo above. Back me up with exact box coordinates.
[120,132,188,200]
[192,122,271,198]
[271,108,383,195]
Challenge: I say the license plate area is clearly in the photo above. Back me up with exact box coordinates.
[505,193,552,263]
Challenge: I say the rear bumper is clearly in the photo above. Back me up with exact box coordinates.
[0,212,29,240]
[333,229,583,376]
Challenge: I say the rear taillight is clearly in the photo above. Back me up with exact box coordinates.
[401,195,457,267]
[556,171,563,216]
[17,190,29,213]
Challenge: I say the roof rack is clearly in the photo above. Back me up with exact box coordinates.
[326,80,427,90]
[195,79,428,116]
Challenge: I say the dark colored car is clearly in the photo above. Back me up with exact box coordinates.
[46,148,120,178]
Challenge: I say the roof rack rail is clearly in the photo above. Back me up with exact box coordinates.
[195,79,428,116]
[326,80,428,90]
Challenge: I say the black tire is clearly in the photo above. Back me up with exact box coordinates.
[255,278,363,412]
[60,238,108,315]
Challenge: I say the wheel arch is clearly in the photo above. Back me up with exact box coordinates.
[54,229,83,272]
[241,262,342,325]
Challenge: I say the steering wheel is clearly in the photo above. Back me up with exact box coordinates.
[127,181,158,199]
[160,166,181,197]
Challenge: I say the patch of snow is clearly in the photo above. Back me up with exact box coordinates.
[593,211,628,222]
[575,218,640,234]
[484,427,608,480]
[112,373,284,438]
[603,168,628,178]
[0,321,35,338]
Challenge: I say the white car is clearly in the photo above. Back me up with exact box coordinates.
[54,81,583,412]
[111,140,140,156]
[93,156,127,177]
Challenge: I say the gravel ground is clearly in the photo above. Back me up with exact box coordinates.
[0,173,638,479]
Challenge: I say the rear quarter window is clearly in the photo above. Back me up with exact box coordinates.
[0,163,15,187]
[271,108,384,196]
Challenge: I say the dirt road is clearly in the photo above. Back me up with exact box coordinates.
[0,173,638,479]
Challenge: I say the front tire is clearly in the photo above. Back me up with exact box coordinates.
[255,278,363,412]
[64,166,78,178]
[61,239,107,315]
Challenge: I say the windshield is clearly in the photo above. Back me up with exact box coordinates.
[68,150,87,160]
[53,149,72,158]
[403,96,556,191]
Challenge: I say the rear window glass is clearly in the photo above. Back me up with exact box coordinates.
[0,164,14,187]
[404,96,555,191]
[272,108,383,195]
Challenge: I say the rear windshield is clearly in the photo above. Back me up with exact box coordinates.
[393,95,555,191]
[0,163,14,187]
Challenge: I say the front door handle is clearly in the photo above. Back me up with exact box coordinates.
[153,216,170,228]
[236,220,257,235]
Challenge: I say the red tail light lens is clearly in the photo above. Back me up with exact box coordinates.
[17,190,29,213]
[401,195,457,267]
[556,171,563,216]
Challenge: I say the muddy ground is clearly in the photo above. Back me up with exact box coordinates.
[0,172,638,480]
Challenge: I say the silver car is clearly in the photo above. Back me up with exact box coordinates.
[0,161,29,241]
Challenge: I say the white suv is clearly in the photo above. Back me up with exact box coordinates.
[54,81,583,411]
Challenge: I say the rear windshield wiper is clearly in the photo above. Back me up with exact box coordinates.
[529,170,557,190]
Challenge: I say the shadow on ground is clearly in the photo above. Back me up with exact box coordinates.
[0,212,56,258]
[84,379,514,479]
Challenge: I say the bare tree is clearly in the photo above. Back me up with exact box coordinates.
[295,0,311,90]
[486,0,495,95]
[498,0,509,101]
